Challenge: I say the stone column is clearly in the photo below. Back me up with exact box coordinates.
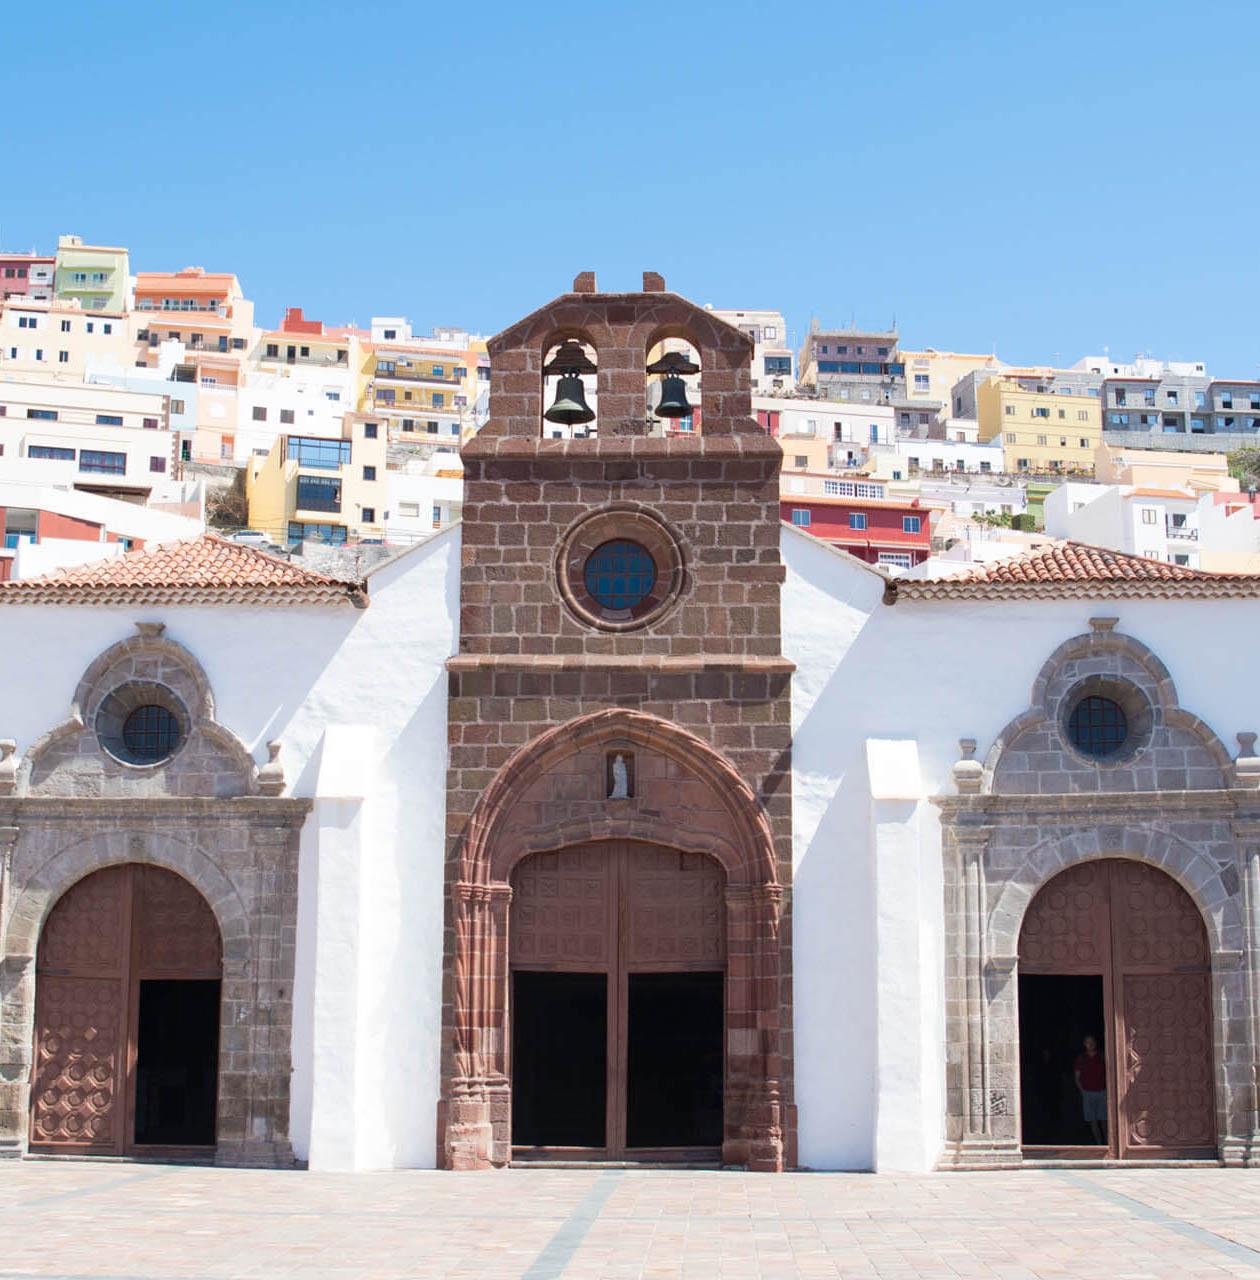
[444,880,512,1170]
[0,824,26,1158]
[941,822,1018,1167]
[723,883,784,1172]
[1232,836,1260,1165]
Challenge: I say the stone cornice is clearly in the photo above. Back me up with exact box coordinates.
[935,788,1260,821]
[0,797,312,825]
[446,654,795,674]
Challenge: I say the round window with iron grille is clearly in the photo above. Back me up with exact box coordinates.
[121,705,182,763]
[95,681,189,768]
[1067,695,1127,758]
[557,506,685,630]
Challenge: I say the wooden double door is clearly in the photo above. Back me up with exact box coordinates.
[31,864,222,1157]
[1017,858,1215,1159]
[509,842,726,1160]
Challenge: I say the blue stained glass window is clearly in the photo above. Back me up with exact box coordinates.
[584,540,656,611]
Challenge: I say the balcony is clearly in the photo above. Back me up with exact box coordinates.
[1165,522,1198,541]
[372,367,462,386]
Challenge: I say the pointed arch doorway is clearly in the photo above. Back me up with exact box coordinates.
[1017,858,1215,1159]
[30,864,223,1157]
[509,841,726,1160]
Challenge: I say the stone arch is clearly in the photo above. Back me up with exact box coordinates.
[982,626,1234,793]
[443,707,784,1172]
[21,625,258,798]
[7,828,251,963]
[461,707,778,889]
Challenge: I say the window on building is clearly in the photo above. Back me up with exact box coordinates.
[149,456,166,473]
[1036,435,1047,446]
[288,521,347,545]
[1004,405,1015,415]
[57,350,69,364]
[142,417,158,429]
[252,406,269,422]
[1114,389,1127,406]
[902,515,921,533]
[59,319,71,333]
[764,356,792,376]
[1078,411,1089,421]
[34,349,44,361]
[1032,407,1050,418]
[1068,695,1128,758]
[266,343,279,358]
[1194,391,1207,408]
[1140,508,1158,525]
[296,475,342,512]
[79,449,126,475]
[29,445,75,460]
[287,436,351,468]
[95,414,123,426]
[363,422,378,438]
[383,328,397,340]
[299,346,310,358]
[280,409,295,425]
[363,465,376,481]
[791,509,811,527]
[86,323,94,334]
[848,512,867,530]
[361,507,376,523]
[27,408,58,421]
[1166,390,1179,405]
[170,399,185,415]
[17,316,36,329]
[793,455,808,468]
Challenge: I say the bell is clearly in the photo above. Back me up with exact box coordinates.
[654,373,692,418]
[544,372,595,425]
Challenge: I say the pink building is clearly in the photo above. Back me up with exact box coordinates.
[1,252,55,302]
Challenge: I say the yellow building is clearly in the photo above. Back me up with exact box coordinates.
[978,376,1102,475]
[361,319,484,446]
[1094,444,1238,494]
[902,349,1004,416]
[245,412,388,546]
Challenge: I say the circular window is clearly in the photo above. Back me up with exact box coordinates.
[121,705,182,763]
[583,541,657,612]
[95,681,189,767]
[557,506,685,631]
[1067,695,1129,758]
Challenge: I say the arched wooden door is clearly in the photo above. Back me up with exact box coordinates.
[1017,858,1214,1159]
[509,841,725,1160]
[31,864,223,1156]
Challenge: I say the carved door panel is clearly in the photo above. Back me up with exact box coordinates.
[1110,861,1213,1158]
[31,864,222,1156]
[1018,858,1214,1159]
[510,841,725,1157]
[31,866,130,1154]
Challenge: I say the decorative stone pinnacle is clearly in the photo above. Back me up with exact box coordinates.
[953,738,984,794]
[135,621,166,637]
[1089,617,1119,632]
[0,740,16,796]
[257,741,286,796]
[1235,733,1260,789]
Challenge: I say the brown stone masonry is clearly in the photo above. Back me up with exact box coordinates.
[440,281,795,1170]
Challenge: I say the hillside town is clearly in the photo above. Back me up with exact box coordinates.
[5,234,1259,583]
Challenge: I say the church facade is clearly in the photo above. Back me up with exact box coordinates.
[0,276,1258,1171]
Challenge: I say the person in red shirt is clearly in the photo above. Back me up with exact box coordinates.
[1074,1034,1107,1144]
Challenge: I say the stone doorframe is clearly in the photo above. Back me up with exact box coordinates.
[0,802,310,1166]
[937,625,1260,1168]
[440,707,786,1171]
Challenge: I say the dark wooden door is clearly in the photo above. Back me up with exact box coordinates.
[1019,858,1214,1159]
[31,864,222,1156]
[509,841,725,1157]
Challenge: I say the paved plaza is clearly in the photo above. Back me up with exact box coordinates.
[1,1162,1260,1279]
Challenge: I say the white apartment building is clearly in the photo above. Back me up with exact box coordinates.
[385,452,465,546]
[0,377,176,498]
[1074,354,1208,378]
[0,297,132,379]
[1044,481,1201,566]
[709,308,793,393]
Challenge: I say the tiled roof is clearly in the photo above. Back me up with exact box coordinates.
[891,541,1260,601]
[0,535,366,607]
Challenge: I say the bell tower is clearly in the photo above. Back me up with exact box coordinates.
[441,272,795,1170]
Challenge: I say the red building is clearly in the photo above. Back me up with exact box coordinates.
[781,494,933,568]
[0,251,55,301]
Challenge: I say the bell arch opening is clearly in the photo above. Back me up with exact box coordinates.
[541,335,598,440]
[1015,858,1215,1160]
[30,863,223,1157]
[645,331,701,436]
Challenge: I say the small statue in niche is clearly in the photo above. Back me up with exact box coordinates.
[607,752,632,800]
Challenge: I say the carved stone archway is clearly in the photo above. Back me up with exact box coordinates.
[440,708,785,1171]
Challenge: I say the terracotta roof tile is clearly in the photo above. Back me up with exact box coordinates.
[0,535,366,607]
[891,541,1260,601]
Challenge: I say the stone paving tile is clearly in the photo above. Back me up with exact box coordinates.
[0,1165,1259,1279]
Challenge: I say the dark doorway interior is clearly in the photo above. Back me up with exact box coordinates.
[627,972,724,1149]
[134,979,220,1147]
[512,971,607,1148]
[1018,973,1106,1147]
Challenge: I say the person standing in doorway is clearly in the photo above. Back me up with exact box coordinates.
[1074,1034,1107,1144]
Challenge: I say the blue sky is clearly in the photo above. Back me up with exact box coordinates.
[4,1,1258,374]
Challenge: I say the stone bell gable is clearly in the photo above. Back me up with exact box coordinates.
[442,273,796,1170]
